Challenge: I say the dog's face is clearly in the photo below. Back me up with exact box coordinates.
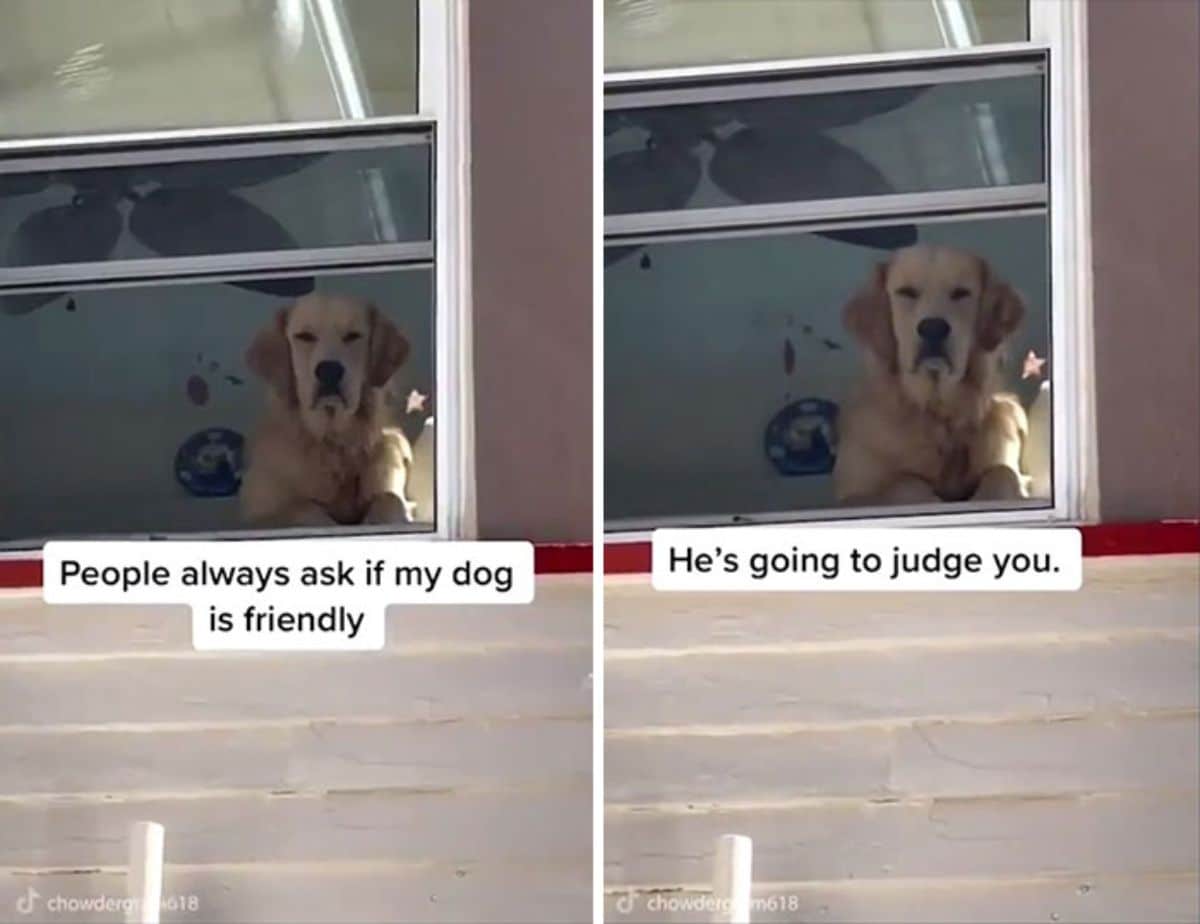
[246,293,409,439]
[843,245,1025,406]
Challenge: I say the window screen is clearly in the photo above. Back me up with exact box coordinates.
[0,128,437,546]
[604,53,1053,528]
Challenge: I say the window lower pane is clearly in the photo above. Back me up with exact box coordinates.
[606,0,1028,72]
[605,215,1051,525]
[0,0,419,138]
[606,70,1044,214]
[0,268,435,544]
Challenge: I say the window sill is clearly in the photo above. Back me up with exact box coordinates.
[607,498,1054,533]
[603,521,1200,575]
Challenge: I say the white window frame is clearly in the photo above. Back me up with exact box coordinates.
[423,0,476,541]
[0,0,475,557]
[602,0,1095,538]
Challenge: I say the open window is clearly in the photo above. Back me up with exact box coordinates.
[604,0,1089,532]
[605,0,1029,72]
[0,1,469,548]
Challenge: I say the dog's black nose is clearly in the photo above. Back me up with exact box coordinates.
[314,361,344,387]
[917,317,951,343]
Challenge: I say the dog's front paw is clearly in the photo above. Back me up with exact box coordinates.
[880,475,940,505]
[363,492,413,525]
[972,465,1027,502]
[269,502,336,528]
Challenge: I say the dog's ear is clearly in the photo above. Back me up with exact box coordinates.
[976,260,1026,352]
[246,307,296,402]
[367,305,410,387]
[842,262,898,372]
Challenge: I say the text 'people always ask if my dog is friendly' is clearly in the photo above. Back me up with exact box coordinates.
[56,555,517,595]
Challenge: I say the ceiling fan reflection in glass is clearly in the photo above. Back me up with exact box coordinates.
[0,142,432,315]
[1,158,322,314]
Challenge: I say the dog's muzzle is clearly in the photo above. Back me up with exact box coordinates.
[313,360,346,404]
[915,317,952,371]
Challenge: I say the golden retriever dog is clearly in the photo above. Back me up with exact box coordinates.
[240,293,415,527]
[833,245,1030,506]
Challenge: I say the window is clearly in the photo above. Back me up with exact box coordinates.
[604,1,1089,531]
[606,0,1028,72]
[0,0,419,137]
[0,1,468,548]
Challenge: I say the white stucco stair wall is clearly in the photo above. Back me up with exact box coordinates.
[604,555,1200,923]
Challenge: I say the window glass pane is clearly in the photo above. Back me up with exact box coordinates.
[606,72,1044,214]
[605,216,1051,524]
[0,0,418,139]
[0,140,431,277]
[0,269,435,543]
[606,0,1028,72]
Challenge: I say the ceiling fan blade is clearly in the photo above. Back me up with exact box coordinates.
[710,131,917,249]
[731,86,929,135]
[130,187,299,255]
[604,111,627,137]
[2,197,124,315]
[232,275,315,297]
[605,244,644,267]
[6,198,124,265]
[605,145,701,215]
[59,167,139,198]
[815,225,918,250]
[623,108,714,150]
[603,142,697,267]
[0,173,52,197]
[710,128,895,203]
[1,292,63,315]
[142,154,323,190]
[130,188,314,296]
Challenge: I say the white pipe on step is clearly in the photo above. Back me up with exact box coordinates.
[126,821,164,924]
[711,834,753,924]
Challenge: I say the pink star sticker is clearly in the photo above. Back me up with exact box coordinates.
[1022,349,1047,380]
[405,389,428,414]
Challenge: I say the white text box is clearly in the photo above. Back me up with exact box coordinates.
[652,528,1082,592]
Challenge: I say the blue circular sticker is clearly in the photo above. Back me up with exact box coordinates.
[174,428,245,497]
[764,398,839,476]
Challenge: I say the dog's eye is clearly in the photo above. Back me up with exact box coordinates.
[950,287,972,301]
[342,332,363,344]
[293,332,317,344]
[896,286,920,299]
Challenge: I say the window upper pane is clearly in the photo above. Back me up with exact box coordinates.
[606,68,1044,215]
[0,0,419,139]
[0,138,432,285]
[605,0,1029,73]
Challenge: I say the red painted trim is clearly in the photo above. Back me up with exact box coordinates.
[1079,521,1200,558]
[606,541,653,575]
[0,544,592,590]
[533,543,593,575]
[0,559,42,589]
[2,523,1195,589]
